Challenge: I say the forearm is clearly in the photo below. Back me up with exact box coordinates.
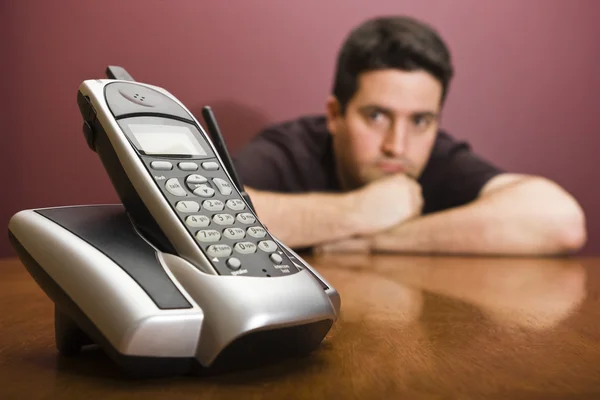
[245,187,362,248]
[372,177,586,256]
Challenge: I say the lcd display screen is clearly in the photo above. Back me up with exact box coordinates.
[128,123,207,156]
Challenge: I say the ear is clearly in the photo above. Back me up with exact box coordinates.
[325,95,342,136]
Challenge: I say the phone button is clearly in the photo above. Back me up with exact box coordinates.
[226,199,245,211]
[207,244,232,258]
[258,240,278,253]
[212,213,235,226]
[193,185,215,198]
[202,162,219,171]
[185,215,210,227]
[270,253,283,264]
[236,213,256,224]
[203,200,224,211]
[151,161,173,170]
[195,230,221,242]
[165,178,187,197]
[223,227,245,240]
[186,174,208,184]
[234,242,257,254]
[212,178,233,195]
[247,226,266,238]
[178,162,199,171]
[226,257,242,270]
[175,201,200,213]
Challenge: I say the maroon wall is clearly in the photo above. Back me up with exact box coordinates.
[2,0,599,257]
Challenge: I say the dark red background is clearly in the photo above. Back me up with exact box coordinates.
[2,0,599,257]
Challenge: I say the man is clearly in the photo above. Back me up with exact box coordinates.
[232,15,586,255]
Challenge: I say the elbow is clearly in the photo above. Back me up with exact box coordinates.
[523,177,587,254]
[551,200,587,254]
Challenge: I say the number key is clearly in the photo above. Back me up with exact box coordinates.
[223,227,245,239]
[185,215,210,227]
[212,213,235,226]
[195,229,221,242]
[226,199,245,211]
[203,200,224,211]
[234,242,257,254]
[247,226,266,238]
[175,201,199,213]
[236,213,256,224]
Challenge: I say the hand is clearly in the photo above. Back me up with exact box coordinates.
[348,173,423,235]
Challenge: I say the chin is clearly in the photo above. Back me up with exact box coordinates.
[360,171,385,184]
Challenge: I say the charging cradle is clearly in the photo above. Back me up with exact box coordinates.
[8,204,340,377]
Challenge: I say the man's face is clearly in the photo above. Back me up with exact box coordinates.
[326,69,443,190]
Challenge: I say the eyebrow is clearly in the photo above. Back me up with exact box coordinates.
[411,111,440,120]
[358,105,439,119]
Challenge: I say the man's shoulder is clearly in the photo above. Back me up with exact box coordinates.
[254,114,330,150]
[234,114,337,193]
[430,129,470,156]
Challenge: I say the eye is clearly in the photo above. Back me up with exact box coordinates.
[412,114,433,130]
[368,110,384,121]
[364,109,390,128]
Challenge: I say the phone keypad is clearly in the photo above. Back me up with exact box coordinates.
[147,156,298,277]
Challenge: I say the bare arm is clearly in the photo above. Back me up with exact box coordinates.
[245,186,360,248]
[369,174,587,256]
[246,172,423,249]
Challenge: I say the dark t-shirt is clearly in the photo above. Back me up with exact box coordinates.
[233,115,504,215]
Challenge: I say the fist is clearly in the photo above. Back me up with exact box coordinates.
[349,174,423,235]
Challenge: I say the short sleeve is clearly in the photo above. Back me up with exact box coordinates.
[419,132,505,214]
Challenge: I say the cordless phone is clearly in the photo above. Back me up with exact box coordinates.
[7,66,339,376]
[77,69,302,278]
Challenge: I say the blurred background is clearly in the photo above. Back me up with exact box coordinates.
[1,0,599,257]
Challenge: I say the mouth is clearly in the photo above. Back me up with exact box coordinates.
[376,161,406,174]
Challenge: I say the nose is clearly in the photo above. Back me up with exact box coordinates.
[381,122,407,157]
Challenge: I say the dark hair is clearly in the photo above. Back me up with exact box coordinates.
[332,16,454,113]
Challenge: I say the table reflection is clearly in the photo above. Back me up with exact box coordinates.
[314,255,587,331]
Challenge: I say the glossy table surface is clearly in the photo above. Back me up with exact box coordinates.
[2,253,600,399]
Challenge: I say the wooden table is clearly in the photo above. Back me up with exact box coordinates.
[2,253,600,399]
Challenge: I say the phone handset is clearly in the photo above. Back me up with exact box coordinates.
[77,68,300,278]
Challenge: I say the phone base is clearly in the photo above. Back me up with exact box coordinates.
[8,204,339,378]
